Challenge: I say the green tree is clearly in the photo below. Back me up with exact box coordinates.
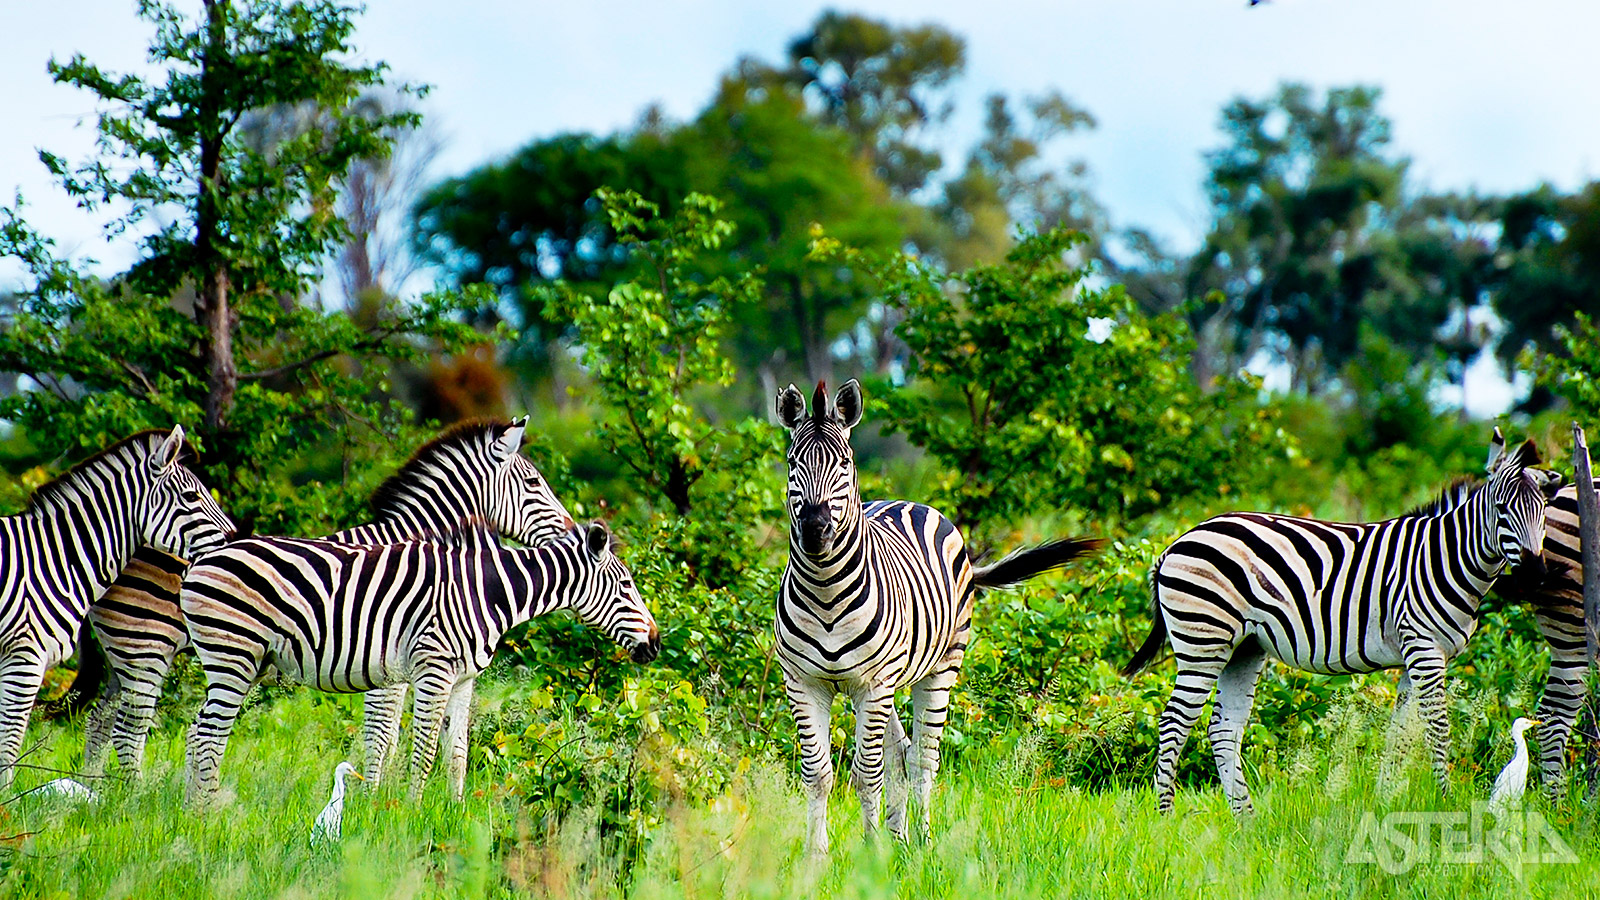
[1492,182,1600,370]
[1186,83,1444,391]
[934,91,1101,270]
[825,228,1294,530]
[0,0,481,533]
[738,10,966,196]
[539,190,776,521]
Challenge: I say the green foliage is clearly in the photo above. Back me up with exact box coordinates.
[1532,311,1600,426]
[0,0,486,534]
[539,190,777,520]
[827,227,1294,530]
[1185,83,1468,391]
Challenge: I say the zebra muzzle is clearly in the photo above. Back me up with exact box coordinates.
[631,626,661,664]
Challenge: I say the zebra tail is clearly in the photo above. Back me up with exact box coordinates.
[1120,567,1168,678]
[40,618,106,720]
[971,537,1106,591]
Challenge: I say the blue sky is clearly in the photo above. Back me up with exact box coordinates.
[3,0,1597,411]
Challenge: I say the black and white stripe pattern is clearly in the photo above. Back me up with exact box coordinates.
[81,419,573,781]
[0,427,233,788]
[776,380,1101,854]
[180,520,659,804]
[1124,429,1559,815]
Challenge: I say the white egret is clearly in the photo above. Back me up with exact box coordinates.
[1487,717,1541,817]
[310,761,364,846]
[33,778,97,802]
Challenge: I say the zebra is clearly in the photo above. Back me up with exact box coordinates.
[1493,478,1598,795]
[80,418,575,782]
[1122,429,1561,815]
[775,380,1103,855]
[180,519,658,804]
[0,426,234,789]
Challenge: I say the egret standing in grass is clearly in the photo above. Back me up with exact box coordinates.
[1488,717,1541,817]
[310,762,364,846]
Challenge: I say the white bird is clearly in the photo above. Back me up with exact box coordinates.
[1487,717,1541,817]
[33,778,97,802]
[310,761,364,846]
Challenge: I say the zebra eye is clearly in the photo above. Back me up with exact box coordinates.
[182,490,202,503]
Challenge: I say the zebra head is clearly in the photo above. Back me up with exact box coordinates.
[481,417,577,545]
[566,521,660,664]
[776,379,864,558]
[140,425,236,558]
[1484,427,1561,575]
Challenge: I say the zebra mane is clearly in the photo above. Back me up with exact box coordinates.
[1397,475,1482,520]
[25,430,197,516]
[367,419,510,518]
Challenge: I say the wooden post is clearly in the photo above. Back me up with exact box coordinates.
[1576,423,1600,668]
[1573,423,1600,800]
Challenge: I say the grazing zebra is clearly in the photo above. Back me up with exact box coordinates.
[1493,478,1598,795]
[0,427,234,789]
[181,520,658,804]
[776,380,1103,855]
[80,418,574,781]
[1123,429,1561,815]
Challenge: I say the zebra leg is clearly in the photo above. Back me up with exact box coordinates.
[883,707,911,842]
[184,679,252,805]
[0,652,47,792]
[443,676,476,802]
[111,675,166,778]
[1400,643,1453,792]
[784,677,835,857]
[848,686,896,840]
[908,663,962,840]
[1155,654,1228,813]
[1533,602,1586,797]
[407,671,457,801]
[1206,640,1267,817]
[81,668,122,777]
[362,684,408,785]
[383,683,411,774]
[1379,669,1416,794]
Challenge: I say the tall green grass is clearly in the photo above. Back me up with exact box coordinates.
[2,686,1594,899]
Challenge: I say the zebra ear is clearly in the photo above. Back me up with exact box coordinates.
[492,420,527,466]
[1534,468,1565,499]
[834,379,863,430]
[1486,427,1507,474]
[584,521,610,559]
[154,425,186,474]
[776,384,805,429]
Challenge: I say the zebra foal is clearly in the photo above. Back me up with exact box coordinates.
[79,418,573,782]
[776,380,1102,855]
[0,427,234,789]
[1124,429,1560,815]
[181,520,658,805]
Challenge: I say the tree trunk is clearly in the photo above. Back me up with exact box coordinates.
[195,0,237,434]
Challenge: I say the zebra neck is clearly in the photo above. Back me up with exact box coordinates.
[472,542,580,635]
[367,478,484,537]
[1443,484,1508,587]
[30,483,140,603]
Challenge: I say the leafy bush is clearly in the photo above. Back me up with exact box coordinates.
[817,228,1296,536]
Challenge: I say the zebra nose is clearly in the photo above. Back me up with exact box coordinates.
[631,625,661,664]
[1521,548,1546,578]
[561,514,577,532]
